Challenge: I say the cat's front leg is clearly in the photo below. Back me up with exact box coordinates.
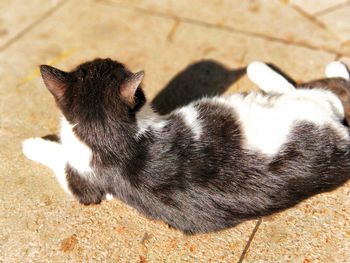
[65,166,104,205]
[247,61,295,94]
[22,137,69,193]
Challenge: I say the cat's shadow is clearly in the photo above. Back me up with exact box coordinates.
[152,60,246,115]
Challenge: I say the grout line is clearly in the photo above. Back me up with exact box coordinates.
[314,1,350,17]
[0,0,69,52]
[290,4,328,30]
[167,17,181,42]
[335,53,342,60]
[291,3,344,43]
[96,0,348,57]
[237,218,262,263]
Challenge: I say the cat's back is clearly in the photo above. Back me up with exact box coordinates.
[131,90,350,233]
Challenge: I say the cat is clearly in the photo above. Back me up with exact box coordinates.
[247,60,350,124]
[22,58,350,234]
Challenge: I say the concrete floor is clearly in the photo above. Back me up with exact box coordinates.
[1,0,350,262]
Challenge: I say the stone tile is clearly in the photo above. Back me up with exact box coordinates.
[242,182,350,262]
[291,0,348,15]
[102,0,350,55]
[318,4,350,42]
[0,0,346,262]
[0,0,64,48]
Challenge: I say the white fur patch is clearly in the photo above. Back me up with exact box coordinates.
[136,104,168,136]
[105,194,114,201]
[22,137,70,193]
[325,61,350,80]
[247,61,295,94]
[207,89,347,156]
[60,117,93,174]
[176,105,202,140]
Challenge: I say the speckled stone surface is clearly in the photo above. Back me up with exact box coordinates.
[291,0,349,15]
[1,0,349,262]
[242,182,350,262]
[318,4,350,41]
[104,0,350,55]
[0,0,64,48]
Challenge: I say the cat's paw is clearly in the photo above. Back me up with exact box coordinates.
[77,193,103,206]
[325,61,350,80]
[105,193,114,201]
[247,61,295,94]
[22,137,50,163]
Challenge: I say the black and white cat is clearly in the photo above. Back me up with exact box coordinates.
[22,59,350,234]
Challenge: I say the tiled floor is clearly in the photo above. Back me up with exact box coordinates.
[1,0,349,262]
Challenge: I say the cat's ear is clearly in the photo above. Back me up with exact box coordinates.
[40,65,70,100]
[120,71,144,105]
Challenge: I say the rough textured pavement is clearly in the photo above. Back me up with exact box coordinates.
[1,0,350,262]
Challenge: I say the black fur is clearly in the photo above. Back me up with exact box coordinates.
[40,58,350,234]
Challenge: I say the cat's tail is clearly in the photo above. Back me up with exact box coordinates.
[247,61,295,94]
[325,61,350,80]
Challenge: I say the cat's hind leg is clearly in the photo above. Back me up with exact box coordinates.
[22,137,69,193]
[247,61,295,94]
[325,61,350,80]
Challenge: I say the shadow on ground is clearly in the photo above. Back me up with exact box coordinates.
[152,60,245,114]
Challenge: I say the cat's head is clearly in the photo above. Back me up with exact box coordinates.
[40,58,146,128]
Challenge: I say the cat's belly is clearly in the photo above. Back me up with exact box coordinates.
[225,91,348,156]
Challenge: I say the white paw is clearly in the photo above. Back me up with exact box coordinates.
[105,194,114,201]
[247,61,269,78]
[22,137,49,163]
[325,61,349,80]
[247,61,295,93]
